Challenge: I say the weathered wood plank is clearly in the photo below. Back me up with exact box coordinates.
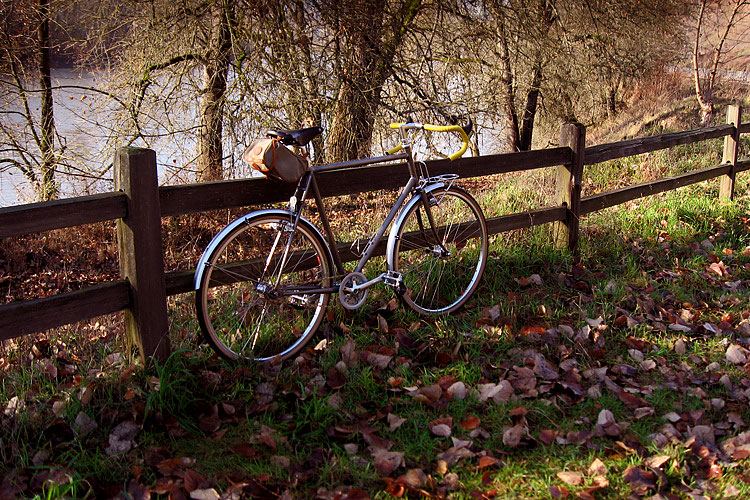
[585,125,734,165]
[159,148,572,217]
[115,147,171,362]
[720,105,742,200]
[580,163,732,215]
[0,192,127,239]
[486,206,567,234]
[554,123,586,251]
[739,122,750,134]
[736,159,750,173]
[0,281,130,340]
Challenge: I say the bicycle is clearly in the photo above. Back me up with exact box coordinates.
[194,120,489,361]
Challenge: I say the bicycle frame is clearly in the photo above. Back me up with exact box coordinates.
[284,128,441,295]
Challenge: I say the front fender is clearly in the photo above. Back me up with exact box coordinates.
[193,209,299,291]
[386,183,446,271]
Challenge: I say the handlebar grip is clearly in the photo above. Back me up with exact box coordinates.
[423,124,470,161]
[386,143,403,154]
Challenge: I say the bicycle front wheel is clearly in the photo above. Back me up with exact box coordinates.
[195,212,332,361]
[390,186,488,314]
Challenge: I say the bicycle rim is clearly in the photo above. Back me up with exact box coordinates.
[392,187,487,314]
[196,214,331,361]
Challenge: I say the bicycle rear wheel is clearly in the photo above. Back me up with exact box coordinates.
[390,186,487,314]
[195,212,332,361]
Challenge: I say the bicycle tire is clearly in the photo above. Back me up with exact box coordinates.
[389,186,487,314]
[195,211,332,361]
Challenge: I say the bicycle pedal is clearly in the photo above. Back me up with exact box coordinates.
[384,270,403,289]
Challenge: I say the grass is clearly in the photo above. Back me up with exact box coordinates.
[2,109,750,498]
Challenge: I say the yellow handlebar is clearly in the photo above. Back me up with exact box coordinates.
[387,122,470,161]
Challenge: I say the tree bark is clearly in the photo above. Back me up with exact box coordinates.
[324,0,422,163]
[693,0,713,124]
[519,61,542,151]
[518,0,555,152]
[493,8,520,152]
[38,0,57,200]
[197,0,233,181]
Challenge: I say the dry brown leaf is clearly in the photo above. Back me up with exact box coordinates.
[721,431,750,459]
[588,458,607,476]
[446,381,467,400]
[459,415,481,431]
[549,485,569,499]
[377,315,389,334]
[105,420,139,456]
[726,344,747,365]
[477,456,500,469]
[430,425,452,438]
[556,471,583,486]
[189,488,220,500]
[502,424,524,448]
[371,448,404,476]
[387,413,406,432]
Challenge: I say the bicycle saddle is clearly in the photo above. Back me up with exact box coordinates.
[267,126,323,147]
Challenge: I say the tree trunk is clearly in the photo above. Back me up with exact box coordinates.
[519,61,542,151]
[693,0,714,124]
[325,0,387,163]
[494,11,520,152]
[324,0,421,163]
[197,0,233,181]
[38,0,57,200]
[518,0,555,152]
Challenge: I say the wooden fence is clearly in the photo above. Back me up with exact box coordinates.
[1,105,748,362]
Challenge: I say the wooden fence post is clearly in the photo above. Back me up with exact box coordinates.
[553,122,586,251]
[115,147,171,363]
[719,104,742,201]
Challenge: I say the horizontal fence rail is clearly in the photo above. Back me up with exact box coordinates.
[0,281,130,341]
[584,124,735,165]
[0,192,127,239]
[1,104,747,361]
[159,147,572,216]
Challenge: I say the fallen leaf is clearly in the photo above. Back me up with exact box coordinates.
[588,458,607,476]
[446,381,467,400]
[622,466,656,495]
[726,344,747,365]
[430,417,453,438]
[105,420,139,456]
[459,416,481,431]
[721,431,750,459]
[190,488,220,500]
[674,338,686,355]
[388,413,407,432]
[157,456,196,476]
[502,424,524,448]
[556,471,583,486]
[539,429,557,445]
[644,455,670,469]
[73,411,98,437]
[377,315,389,334]
[371,448,404,476]
[549,485,569,499]
[477,456,500,469]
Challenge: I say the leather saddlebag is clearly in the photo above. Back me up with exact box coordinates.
[243,138,309,183]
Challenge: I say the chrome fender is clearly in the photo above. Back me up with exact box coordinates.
[193,209,329,290]
[386,183,446,271]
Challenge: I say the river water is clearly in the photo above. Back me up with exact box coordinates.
[0,69,206,207]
